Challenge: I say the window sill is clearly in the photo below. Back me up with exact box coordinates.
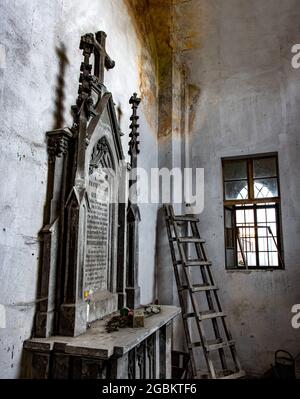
[226,267,284,273]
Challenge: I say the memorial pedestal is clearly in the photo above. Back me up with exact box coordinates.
[24,306,181,379]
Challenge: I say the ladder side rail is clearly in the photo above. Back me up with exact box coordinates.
[169,208,217,379]
[192,220,242,372]
[164,206,197,376]
[164,205,244,378]
[190,220,228,371]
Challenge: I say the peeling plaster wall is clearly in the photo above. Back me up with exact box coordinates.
[0,0,158,378]
[176,0,300,375]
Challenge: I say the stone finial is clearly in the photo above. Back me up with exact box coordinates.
[128,93,141,164]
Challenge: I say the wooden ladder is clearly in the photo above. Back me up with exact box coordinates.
[164,204,245,379]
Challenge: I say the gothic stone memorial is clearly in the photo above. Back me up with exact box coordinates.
[24,29,180,380]
[33,30,129,338]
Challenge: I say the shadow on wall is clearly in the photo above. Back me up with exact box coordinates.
[53,43,69,130]
[18,45,70,377]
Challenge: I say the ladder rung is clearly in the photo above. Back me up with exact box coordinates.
[187,260,211,267]
[189,338,223,350]
[188,342,202,349]
[196,369,245,379]
[206,339,235,351]
[219,370,246,379]
[192,284,218,292]
[179,284,217,292]
[198,311,226,320]
[175,259,212,267]
[173,215,199,222]
[182,312,196,319]
[180,284,218,292]
[183,311,225,320]
[178,237,205,244]
[164,204,243,377]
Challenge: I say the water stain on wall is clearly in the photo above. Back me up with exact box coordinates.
[123,0,160,131]
[124,0,205,139]
[188,83,201,133]
[124,0,178,138]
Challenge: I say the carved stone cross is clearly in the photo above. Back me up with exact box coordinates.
[76,31,115,122]
[94,31,115,85]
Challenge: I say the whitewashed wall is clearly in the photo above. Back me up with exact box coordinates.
[180,0,300,375]
[0,0,158,378]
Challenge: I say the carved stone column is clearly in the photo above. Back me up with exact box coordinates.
[126,93,141,309]
[35,128,73,338]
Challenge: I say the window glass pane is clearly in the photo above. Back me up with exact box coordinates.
[253,157,277,178]
[223,160,247,181]
[225,181,248,200]
[266,207,276,222]
[237,251,247,267]
[226,249,236,268]
[257,226,268,237]
[257,205,276,223]
[259,252,269,266]
[257,208,266,223]
[245,209,254,224]
[235,208,254,225]
[247,237,256,252]
[226,229,234,248]
[258,237,268,251]
[254,178,278,198]
[268,237,277,252]
[225,208,233,228]
[269,252,279,267]
[246,252,257,266]
[236,209,245,224]
[267,222,277,236]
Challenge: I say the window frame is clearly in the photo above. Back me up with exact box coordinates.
[222,154,281,206]
[222,153,284,271]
